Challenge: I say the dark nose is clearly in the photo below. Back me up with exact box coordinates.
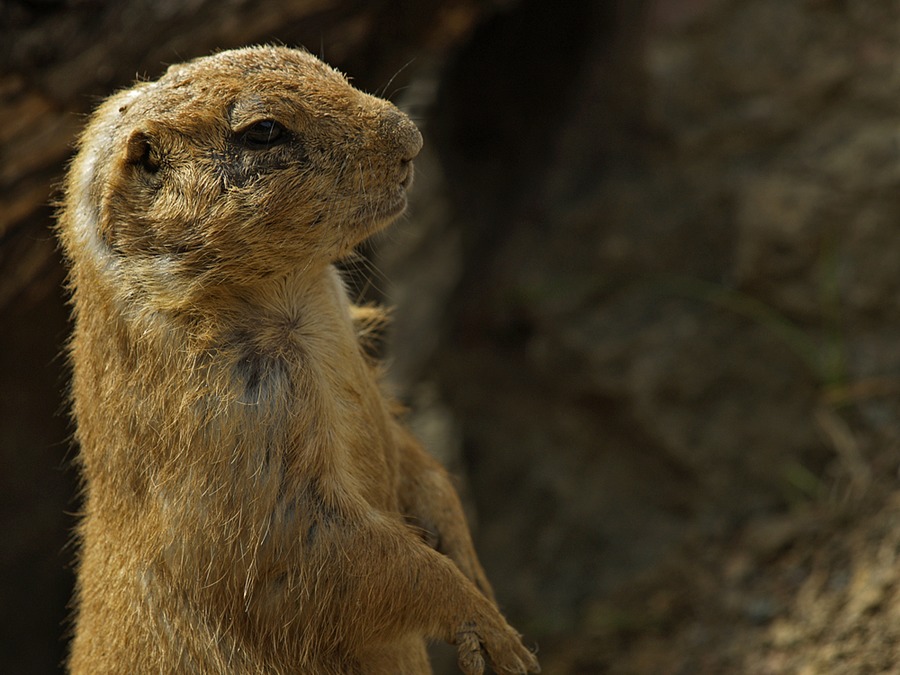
[380,107,423,162]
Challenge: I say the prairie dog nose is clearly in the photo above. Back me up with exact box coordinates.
[379,107,423,162]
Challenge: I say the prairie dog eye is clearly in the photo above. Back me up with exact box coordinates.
[240,120,288,149]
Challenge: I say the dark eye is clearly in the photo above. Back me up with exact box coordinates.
[240,120,288,149]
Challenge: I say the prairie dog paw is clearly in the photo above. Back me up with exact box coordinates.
[455,620,540,675]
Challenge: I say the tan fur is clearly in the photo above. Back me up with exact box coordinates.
[57,46,539,674]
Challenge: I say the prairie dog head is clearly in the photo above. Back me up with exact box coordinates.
[62,46,422,292]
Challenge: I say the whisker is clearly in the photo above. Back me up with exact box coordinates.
[387,84,413,102]
[378,57,417,100]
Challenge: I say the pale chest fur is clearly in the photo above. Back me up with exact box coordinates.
[206,268,400,512]
[73,265,400,527]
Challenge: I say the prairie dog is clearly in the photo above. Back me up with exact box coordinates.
[57,46,538,674]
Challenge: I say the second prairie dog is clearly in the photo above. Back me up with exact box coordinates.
[58,45,539,674]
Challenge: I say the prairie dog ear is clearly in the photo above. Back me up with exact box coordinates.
[125,126,162,173]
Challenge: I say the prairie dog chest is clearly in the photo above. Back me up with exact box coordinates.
[207,269,399,509]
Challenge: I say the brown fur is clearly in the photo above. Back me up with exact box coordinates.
[57,46,539,674]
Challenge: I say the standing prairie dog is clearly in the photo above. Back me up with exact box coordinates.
[57,46,539,674]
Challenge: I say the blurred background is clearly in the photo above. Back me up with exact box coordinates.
[5,0,900,672]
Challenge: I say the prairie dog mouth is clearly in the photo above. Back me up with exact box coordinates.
[383,189,408,218]
[353,189,408,229]
[399,159,414,189]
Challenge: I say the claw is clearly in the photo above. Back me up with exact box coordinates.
[456,631,486,675]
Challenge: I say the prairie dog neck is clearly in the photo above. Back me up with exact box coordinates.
[221,265,363,366]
